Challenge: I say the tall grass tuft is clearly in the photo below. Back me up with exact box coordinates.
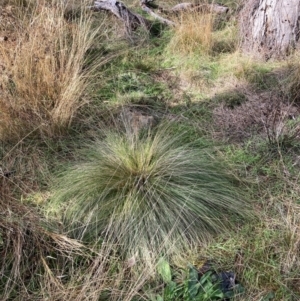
[0,0,104,140]
[167,11,214,55]
[52,126,252,261]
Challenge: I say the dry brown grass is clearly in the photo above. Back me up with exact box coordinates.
[0,0,103,141]
[168,10,214,55]
[0,194,87,300]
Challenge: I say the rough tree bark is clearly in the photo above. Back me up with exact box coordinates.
[239,0,300,59]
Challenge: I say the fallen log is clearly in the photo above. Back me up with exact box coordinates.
[169,3,229,14]
[91,0,151,32]
[140,1,175,26]
[141,0,229,15]
[90,0,229,34]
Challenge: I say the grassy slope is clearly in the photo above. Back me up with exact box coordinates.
[1,0,300,300]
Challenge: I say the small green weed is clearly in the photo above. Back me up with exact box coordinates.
[152,258,244,301]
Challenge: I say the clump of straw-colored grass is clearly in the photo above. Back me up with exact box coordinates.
[0,0,102,140]
[167,11,214,55]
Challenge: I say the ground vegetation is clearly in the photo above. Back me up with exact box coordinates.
[1,0,300,300]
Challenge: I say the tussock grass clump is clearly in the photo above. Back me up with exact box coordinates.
[0,0,103,140]
[52,126,252,260]
[168,11,214,55]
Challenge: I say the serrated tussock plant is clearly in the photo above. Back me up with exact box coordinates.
[52,127,252,259]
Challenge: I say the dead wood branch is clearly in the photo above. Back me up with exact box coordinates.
[91,0,151,32]
[140,2,175,26]
[90,0,229,34]
[141,1,229,15]
[170,3,229,14]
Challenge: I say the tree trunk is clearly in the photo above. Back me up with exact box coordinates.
[239,0,300,59]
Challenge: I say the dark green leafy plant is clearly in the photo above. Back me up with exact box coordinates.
[154,259,244,301]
